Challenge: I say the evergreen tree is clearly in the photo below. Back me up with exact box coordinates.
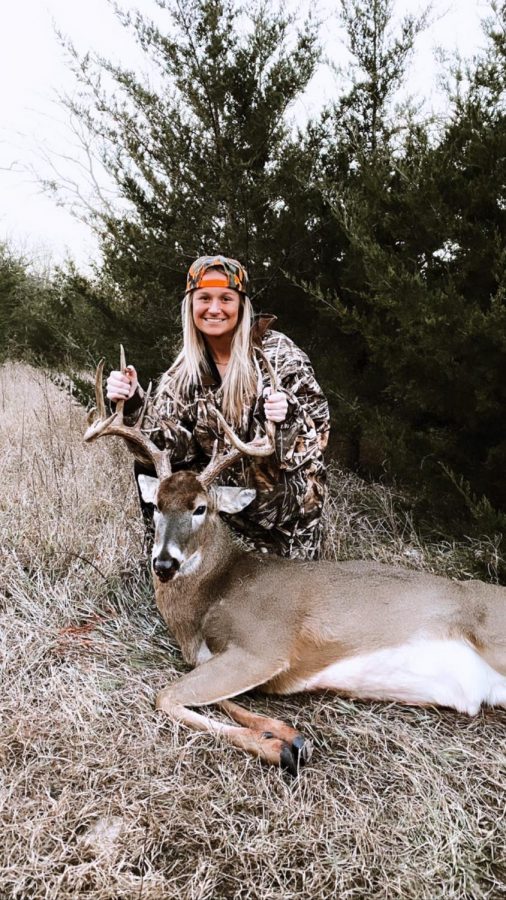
[335,0,429,151]
[292,0,430,466]
[0,242,122,369]
[305,1,506,529]
[33,0,504,542]
[62,0,319,381]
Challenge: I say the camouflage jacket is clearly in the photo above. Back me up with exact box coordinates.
[125,316,330,558]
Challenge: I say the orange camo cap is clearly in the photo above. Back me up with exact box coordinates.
[186,255,249,294]
[198,269,230,289]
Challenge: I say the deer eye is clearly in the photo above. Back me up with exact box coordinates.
[193,505,207,516]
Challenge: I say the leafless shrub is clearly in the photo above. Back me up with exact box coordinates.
[1,362,504,899]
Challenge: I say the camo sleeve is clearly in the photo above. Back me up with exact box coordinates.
[260,332,330,468]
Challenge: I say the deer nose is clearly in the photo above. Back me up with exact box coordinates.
[153,556,180,581]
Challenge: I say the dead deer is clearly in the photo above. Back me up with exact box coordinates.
[85,348,506,774]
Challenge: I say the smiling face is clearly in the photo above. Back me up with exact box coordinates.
[192,285,241,341]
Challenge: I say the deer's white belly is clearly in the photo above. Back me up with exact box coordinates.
[196,640,213,665]
[298,639,506,715]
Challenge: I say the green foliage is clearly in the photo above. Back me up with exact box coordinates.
[299,0,506,537]
[0,245,66,364]
[0,244,123,371]
[60,0,320,376]
[336,0,429,151]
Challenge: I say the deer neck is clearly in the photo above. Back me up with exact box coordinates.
[153,514,243,664]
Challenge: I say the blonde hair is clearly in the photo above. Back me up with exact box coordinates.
[159,290,258,427]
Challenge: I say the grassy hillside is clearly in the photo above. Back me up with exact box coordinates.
[1,362,504,899]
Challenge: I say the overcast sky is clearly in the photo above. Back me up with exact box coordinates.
[0,0,488,270]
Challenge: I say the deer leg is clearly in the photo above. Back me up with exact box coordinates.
[219,699,312,768]
[156,647,311,774]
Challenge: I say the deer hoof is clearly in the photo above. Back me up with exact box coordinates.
[292,734,313,763]
[280,736,312,775]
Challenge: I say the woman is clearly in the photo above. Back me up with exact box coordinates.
[107,255,329,559]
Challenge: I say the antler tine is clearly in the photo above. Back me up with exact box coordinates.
[198,347,282,488]
[114,344,127,425]
[214,410,275,457]
[208,438,219,468]
[255,347,279,393]
[132,381,153,430]
[255,347,279,445]
[84,347,172,481]
[129,380,173,479]
[198,406,276,489]
[94,359,107,420]
[198,444,244,489]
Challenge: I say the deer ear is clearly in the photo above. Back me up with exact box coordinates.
[212,486,256,514]
[137,474,159,505]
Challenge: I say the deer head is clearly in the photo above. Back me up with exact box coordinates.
[137,470,256,582]
[85,346,278,582]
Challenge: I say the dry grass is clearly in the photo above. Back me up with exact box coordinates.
[1,361,505,900]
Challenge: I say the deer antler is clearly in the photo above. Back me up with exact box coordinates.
[84,345,173,480]
[198,348,279,488]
